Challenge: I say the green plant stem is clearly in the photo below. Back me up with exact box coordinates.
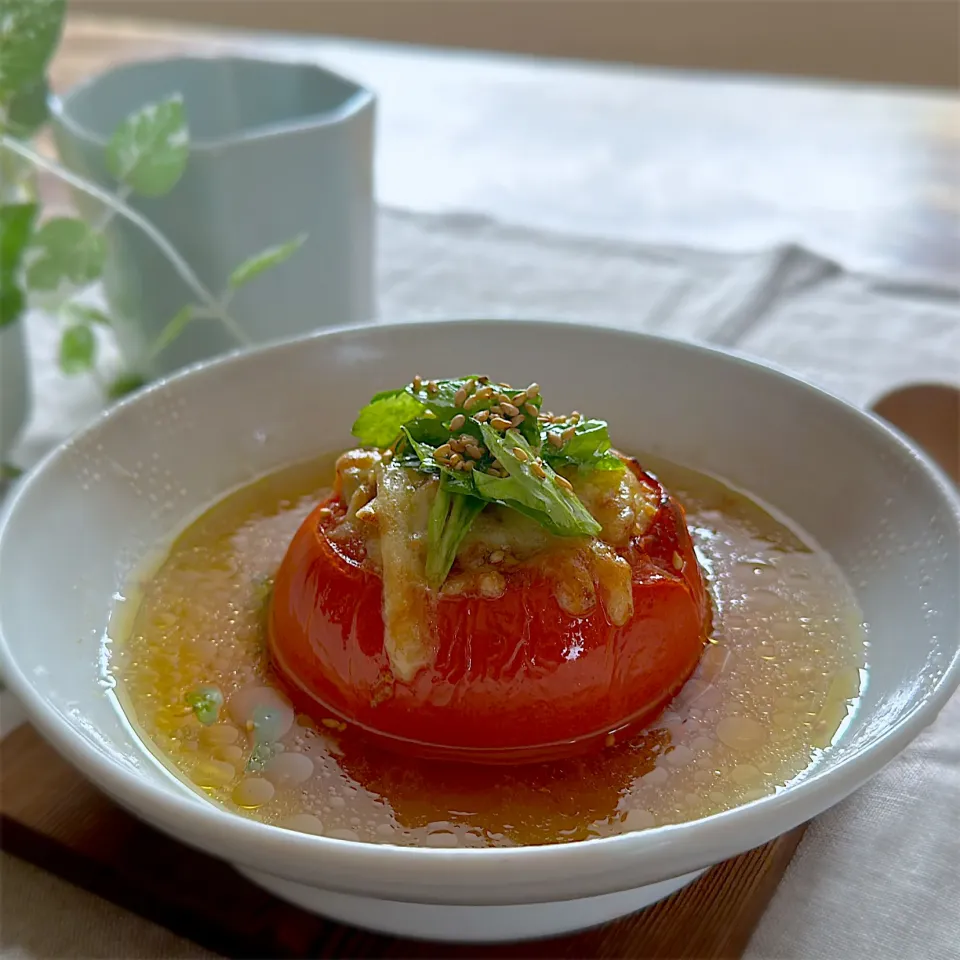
[0,135,251,347]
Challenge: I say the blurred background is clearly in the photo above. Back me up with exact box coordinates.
[68,0,959,90]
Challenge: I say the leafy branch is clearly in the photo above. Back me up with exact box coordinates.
[0,0,306,399]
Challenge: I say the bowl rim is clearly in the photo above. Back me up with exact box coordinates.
[2,318,959,897]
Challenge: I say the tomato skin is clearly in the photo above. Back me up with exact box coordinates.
[268,461,710,763]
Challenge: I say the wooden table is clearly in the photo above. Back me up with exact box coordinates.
[50,15,960,285]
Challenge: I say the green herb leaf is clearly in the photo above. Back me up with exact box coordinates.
[228,234,306,290]
[352,392,426,448]
[478,425,601,537]
[541,418,624,472]
[150,304,194,358]
[5,76,51,137]
[62,302,112,327]
[105,95,189,197]
[425,486,486,589]
[0,202,36,327]
[0,0,65,98]
[106,371,147,400]
[185,685,223,725]
[58,323,96,375]
[25,217,105,291]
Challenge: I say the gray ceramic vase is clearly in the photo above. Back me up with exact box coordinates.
[50,55,376,377]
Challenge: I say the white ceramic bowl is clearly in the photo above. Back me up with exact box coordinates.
[1,321,958,943]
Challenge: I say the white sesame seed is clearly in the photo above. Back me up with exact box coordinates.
[450,414,466,431]
[512,391,528,404]
[510,415,524,428]
[672,551,684,571]
[501,402,520,417]
[474,410,490,423]
[491,417,512,431]
[466,444,484,459]
[489,550,504,564]
[530,462,547,479]
[454,387,467,407]
[435,443,452,458]
[412,375,422,392]
[513,446,529,462]
[524,403,539,418]
[562,426,577,442]
[548,432,564,448]
[427,381,438,395]
[526,383,540,397]
[464,395,479,412]
[449,452,463,466]
[554,475,574,492]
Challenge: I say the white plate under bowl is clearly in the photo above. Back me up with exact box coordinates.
[1,320,958,942]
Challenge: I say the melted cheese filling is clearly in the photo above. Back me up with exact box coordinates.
[329,450,661,681]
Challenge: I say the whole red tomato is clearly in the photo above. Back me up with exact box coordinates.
[269,460,710,763]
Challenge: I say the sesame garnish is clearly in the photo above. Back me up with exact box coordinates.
[489,550,504,564]
[454,387,468,407]
[449,452,463,466]
[530,461,547,479]
[412,375,422,392]
[466,444,484,459]
[524,403,539,418]
[510,415,524,428]
[526,383,540,397]
[513,446,529,462]
[554,475,574,492]
[477,386,494,401]
[317,507,333,520]
[672,551,684,571]
[501,402,520,417]
[512,391,528,404]
[462,460,475,472]
[474,410,490,423]
[465,378,476,394]
[427,380,438,395]
[570,411,581,423]
[548,431,563,448]
[435,443,452,459]
[449,438,466,453]
[463,395,479,412]
[562,425,577,442]
[477,375,490,385]
[450,413,466,431]
[490,416,512,431]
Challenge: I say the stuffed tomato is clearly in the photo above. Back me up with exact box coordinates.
[269,376,711,763]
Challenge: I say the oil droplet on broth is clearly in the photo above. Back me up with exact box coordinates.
[111,452,868,847]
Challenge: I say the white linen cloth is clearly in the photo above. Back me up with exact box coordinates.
[2,207,958,959]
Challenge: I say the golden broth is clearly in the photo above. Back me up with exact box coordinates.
[110,455,868,847]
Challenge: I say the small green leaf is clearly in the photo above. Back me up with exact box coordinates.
[26,217,105,291]
[425,487,485,589]
[478,425,601,538]
[542,418,624,472]
[105,95,189,197]
[106,372,147,400]
[228,234,306,290]
[352,392,426,448]
[0,202,36,327]
[62,302,112,327]
[149,304,195,358]
[5,76,51,138]
[58,324,96,375]
[0,0,65,98]
[0,285,24,328]
[185,685,223,725]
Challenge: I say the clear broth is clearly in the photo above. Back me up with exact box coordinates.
[110,455,868,847]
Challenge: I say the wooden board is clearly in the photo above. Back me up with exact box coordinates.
[0,723,806,959]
